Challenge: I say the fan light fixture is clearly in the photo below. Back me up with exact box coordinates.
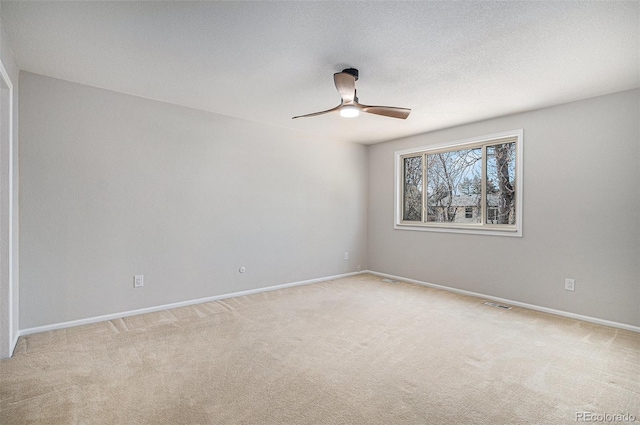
[340,105,360,118]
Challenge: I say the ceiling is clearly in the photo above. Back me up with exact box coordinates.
[1,1,638,144]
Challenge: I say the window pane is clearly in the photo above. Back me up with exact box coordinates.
[486,142,516,225]
[426,148,482,223]
[403,156,422,221]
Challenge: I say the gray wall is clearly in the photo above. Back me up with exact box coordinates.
[0,11,20,358]
[16,72,640,331]
[19,72,368,329]
[368,89,640,327]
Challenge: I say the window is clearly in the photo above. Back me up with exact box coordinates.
[395,130,522,236]
[487,207,498,224]
[465,207,473,219]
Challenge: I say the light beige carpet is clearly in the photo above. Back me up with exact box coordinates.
[1,273,638,424]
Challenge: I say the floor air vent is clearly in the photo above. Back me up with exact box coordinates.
[484,302,512,310]
[382,278,400,284]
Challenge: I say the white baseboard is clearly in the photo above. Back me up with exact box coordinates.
[18,269,638,339]
[367,270,640,333]
[18,271,365,337]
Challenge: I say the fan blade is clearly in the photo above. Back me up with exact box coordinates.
[292,105,340,119]
[359,105,411,119]
[334,72,356,103]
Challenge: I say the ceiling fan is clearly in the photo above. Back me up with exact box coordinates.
[292,68,411,120]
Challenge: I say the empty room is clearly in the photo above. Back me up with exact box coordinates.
[0,1,639,424]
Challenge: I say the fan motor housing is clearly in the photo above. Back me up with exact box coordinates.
[342,68,359,80]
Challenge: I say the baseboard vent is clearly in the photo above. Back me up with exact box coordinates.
[382,278,400,284]
[484,301,512,310]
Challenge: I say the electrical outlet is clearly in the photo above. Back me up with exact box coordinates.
[564,278,575,291]
[134,275,144,288]
[357,265,361,271]
[344,252,349,260]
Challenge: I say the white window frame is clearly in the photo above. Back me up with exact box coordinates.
[394,129,523,237]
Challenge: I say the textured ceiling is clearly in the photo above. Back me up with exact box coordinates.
[1,1,639,144]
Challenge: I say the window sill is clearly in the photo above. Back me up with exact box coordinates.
[394,222,522,237]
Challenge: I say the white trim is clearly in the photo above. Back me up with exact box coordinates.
[393,224,520,237]
[394,129,523,237]
[18,271,365,337]
[11,331,18,353]
[0,59,15,357]
[394,129,523,156]
[367,270,640,333]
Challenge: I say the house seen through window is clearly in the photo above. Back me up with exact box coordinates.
[396,130,522,236]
